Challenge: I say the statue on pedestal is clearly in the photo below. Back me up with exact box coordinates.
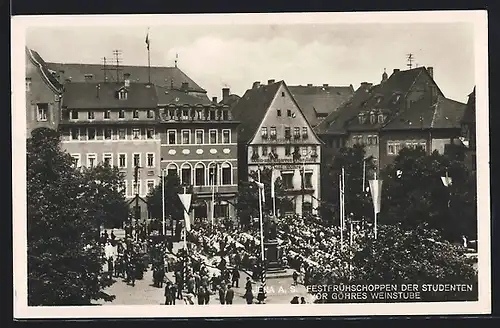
[263,216,278,242]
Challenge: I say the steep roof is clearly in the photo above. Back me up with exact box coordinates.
[219,94,241,107]
[155,86,211,106]
[462,87,476,124]
[44,61,207,95]
[26,48,63,93]
[62,82,158,109]
[231,81,283,142]
[314,83,377,135]
[288,85,355,127]
[382,95,466,130]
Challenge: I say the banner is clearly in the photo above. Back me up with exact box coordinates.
[178,193,192,232]
[270,169,276,199]
[369,179,383,214]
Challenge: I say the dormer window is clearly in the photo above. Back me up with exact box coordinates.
[358,113,366,124]
[261,127,268,139]
[133,110,139,119]
[370,113,376,124]
[376,96,383,104]
[393,94,401,103]
[118,89,128,100]
[378,114,385,123]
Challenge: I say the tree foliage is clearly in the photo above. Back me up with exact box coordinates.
[380,147,477,241]
[146,171,183,223]
[318,144,375,225]
[27,128,125,305]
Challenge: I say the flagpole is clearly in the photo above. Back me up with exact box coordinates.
[339,172,343,250]
[162,169,166,236]
[271,166,276,218]
[374,171,378,240]
[146,28,151,84]
[211,171,215,229]
[362,159,366,192]
[257,169,265,264]
[183,186,187,250]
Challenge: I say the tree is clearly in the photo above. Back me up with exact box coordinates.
[146,172,183,225]
[317,144,375,225]
[380,147,477,242]
[314,224,477,303]
[27,128,114,305]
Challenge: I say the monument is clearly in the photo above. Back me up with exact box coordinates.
[263,216,283,271]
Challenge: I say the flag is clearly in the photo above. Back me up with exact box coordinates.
[255,180,266,203]
[145,31,150,51]
[270,169,276,199]
[178,193,192,232]
[369,179,383,214]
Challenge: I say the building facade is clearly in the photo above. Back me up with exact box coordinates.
[232,80,322,216]
[461,87,476,171]
[158,102,239,221]
[58,78,160,223]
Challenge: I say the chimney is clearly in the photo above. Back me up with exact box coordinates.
[360,82,373,87]
[323,84,329,87]
[252,81,261,89]
[393,68,400,74]
[222,88,230,102]
[124,73,130,87]
[268,79,275,85]
[181,82,189,91]
[307,84,313,87]
[96,84,101,98]
[427,66,434,78]
[212,96,218,103]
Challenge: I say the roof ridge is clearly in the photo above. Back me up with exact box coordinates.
[27,49,62,94]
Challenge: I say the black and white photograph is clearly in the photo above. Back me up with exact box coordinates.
[12,11,490,318]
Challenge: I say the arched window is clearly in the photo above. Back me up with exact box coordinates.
[208,162,218,186]
[180,162,192,186]
[166,163,178,177]
[221,162,232,185]
[194,162,206,186]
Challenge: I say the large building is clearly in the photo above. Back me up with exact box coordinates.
[59,77,160,222]
[232,80,323,216]
[157,90,239,221]
[315,67,467,171]
[461,87,476,171]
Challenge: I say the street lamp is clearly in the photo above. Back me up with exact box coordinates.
[161,168,167,236]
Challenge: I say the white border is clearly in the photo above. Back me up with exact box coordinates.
[12,11,490,318]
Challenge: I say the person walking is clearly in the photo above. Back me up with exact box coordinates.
[225,285,234,305]
[300,297,306,304]
[218,284,227,305]
[165,282,173,305]
[231,267,240,288]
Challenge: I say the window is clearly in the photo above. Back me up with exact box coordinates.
[294,127,300,139]
[71,110,78,120]
[133,110,139,119]
[311,146,317,157]
[147,180,155,194]
[372,135,379,145]
[301,147,307,156]
[119,90,127,100]
[103,153,113,166]
[387,142,400,155]
[277,109,282,117]
[182,109,190,120]
[71,154,81,168]
[208,164,218,185]
[132,128,140,139]
[118,154,127,168]
[420,142,427,151]
[358,113,366,124]
[285,145,291,156]
[146,153,155,168]
[181,165,192,186]
[261,127,268,138]
[88,128,96,140]
[378,114,385,124]
[120,180,128,197]
[270,127,277,139]
[182,130,190,144]
[88,111,95,120]
[252,146,258,158]
[282,173,294,189]
[302,127,308,139]
[281,92,285,97]
[221,163,232,185]
[262,146,268,156]
[167,130,177,144]
[209,129,217,144]
[209,110,216,120]
[287,109,292,117]
[284,127,291,139]
[37,104,48,122]
[104,128,112,140]
[367,136,373,145]
[167,166,178,177]
[26,78,31,92]
[305,172,313,188]
[118,128,126,140]
[87,154,97,168]
[370,114,376,124]
[222,129,230,144]
[119,110,125,119]
[195,130,204,144]
[222,110,229,121]
[104,110,111,119]
[132,180,141,195]
[195,109,203,120]
[195,163,205,186]
[146,128,155,139]
[133,153,141,167]
[147,110,154,119]
[71,128,79,140]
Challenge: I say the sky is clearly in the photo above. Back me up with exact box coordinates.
[26,22,475,102]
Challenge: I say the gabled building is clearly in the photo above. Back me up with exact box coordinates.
[461,87,476,171]
[232,80,323,216]
[25,47,63,135]
[288,83,354,128]
[315,66,466,170]
[158,91,239,221]
[58,77,160,223]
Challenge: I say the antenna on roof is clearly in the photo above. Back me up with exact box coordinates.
[175,53,178,68]
[406,53,414,69]
[112,50,123,82]
[101,57,108,82]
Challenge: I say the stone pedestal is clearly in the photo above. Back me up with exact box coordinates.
[264,240,282,271]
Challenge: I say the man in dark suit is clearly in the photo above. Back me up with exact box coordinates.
[231,267,240,288]
[225,285,235,305]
